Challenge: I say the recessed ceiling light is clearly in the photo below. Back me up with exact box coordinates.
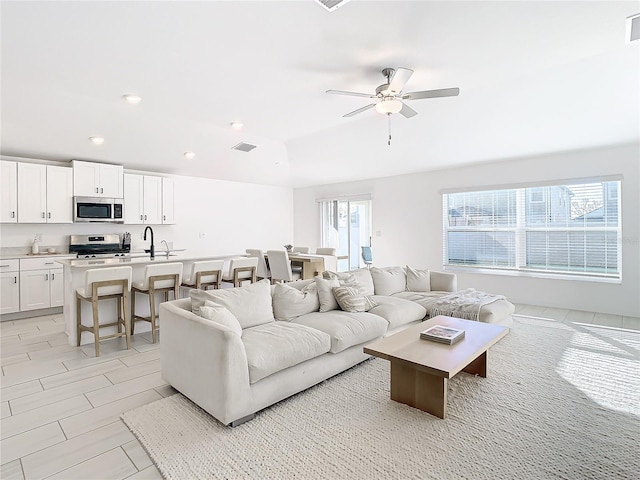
[89,136,104,145]
[123,94,142,104]
[183,151,196,160]
[230,121,244,129]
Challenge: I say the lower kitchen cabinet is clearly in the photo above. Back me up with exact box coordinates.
[0,259,20,314]
[19,258,65,311]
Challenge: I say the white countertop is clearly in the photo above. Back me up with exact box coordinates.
[57,253,243,269]
[0,252,76,260]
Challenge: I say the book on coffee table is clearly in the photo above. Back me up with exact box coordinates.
[420,325,465,345]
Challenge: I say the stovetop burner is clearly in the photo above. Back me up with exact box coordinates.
[69,234,131,259]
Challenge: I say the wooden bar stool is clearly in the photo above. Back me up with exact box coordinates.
[131,263,182,344]
[221,257,257,287]
[76,266,133,357]
[181,260,224,291]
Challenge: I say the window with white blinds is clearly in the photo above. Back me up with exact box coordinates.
[443,180,621,279]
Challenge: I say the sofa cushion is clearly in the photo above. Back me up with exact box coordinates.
[190,279,274,329]
[406,266,431,292]
[332,286,376,312]
[370,266,407,296]
[368,295,427,330]
[291,311,387,353]
[272,282,319,321]
[314,275,340,312]
[351,268,375,295]
[392,291,450,312]
[242,322,331,383]
[197,301,243,336]
[323,269,375,296]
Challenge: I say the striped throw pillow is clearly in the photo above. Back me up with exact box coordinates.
[332,286,377,313]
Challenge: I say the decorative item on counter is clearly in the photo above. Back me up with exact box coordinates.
[47,248,56,254]
[32,236,39,254]
[284,244,293,252]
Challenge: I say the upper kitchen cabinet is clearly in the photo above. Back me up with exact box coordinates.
[73,160,123,198]
[124,174,162,224]
[162,177,175,224]
[0,161,18,223]
[17,164,73,223]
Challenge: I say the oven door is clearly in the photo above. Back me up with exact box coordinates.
[74,197,114,222]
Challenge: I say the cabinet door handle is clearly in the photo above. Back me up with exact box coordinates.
[144,214,147,220]
[52,273,55,280]
[0,265,9,268]
[45,262,54,265]
[11,211,15,218]
[140,214,143,221]
[42,212,45,218]
[14,276,17,284]
[45,273,48,281]
[48,212,51,219]
[96,187,99,193]
[163,215,166,221]
[100,187,103,194]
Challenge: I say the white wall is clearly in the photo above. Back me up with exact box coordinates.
[293,143,640,317]
[0,162,294,257]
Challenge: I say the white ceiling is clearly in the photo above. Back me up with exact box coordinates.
[1,1,638,188]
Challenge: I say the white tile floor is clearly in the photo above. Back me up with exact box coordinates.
[0,306,638,479]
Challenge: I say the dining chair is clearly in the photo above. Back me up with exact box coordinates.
[361,246,373,269]
[315,247,336,255]
[221,257,258,287]
[246,249,270,280]
[292,246,310,253]
[267,250,301,283]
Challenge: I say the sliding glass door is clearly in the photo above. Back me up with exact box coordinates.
[320,197,372,271]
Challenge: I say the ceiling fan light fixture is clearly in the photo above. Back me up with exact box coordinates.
[123,94,142,105]
[89,136,104,145]
[375,98,403,115]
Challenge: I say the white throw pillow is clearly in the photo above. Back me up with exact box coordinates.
[406,266,431,292]
[350,268,375,296]
[370,266,407,296]
[190,279,274,329]
[332,286,377,313]
[197,301,243,336]
[272,282,320,321]
[314,275,340,312]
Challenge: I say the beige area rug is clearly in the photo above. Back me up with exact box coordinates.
[122,316,640,480]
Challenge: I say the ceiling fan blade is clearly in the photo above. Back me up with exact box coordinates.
[399,102,418,118]
[402,87,460,100]
[326,89,376,98]
[343,103,376,117]
[386,67,414,95]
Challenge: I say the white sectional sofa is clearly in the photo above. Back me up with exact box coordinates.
[160,267,514,426]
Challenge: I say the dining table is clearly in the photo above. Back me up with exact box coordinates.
[284,253,326,280]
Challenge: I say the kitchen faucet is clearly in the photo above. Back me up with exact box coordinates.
[144,226,155,258]
[160,239,169,254]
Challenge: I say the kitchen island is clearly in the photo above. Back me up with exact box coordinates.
[57,253,242,347]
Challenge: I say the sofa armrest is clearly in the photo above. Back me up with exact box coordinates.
[430,271,457,292]
[160,300,251,425]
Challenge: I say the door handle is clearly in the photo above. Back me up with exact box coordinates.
[14,276,17,284]
[52,273,55,280]
[140,214,143,221]
[42,212,45,218]
[11,211,15,218]
[96,187,99,193]
[45,273,48,281]
[163,215,166,221]
[48,212,51,219]
[144,214,147,220]
[100,187,103,194]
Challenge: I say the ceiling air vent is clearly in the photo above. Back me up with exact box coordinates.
[231,142,257,153]
[627,13,640,42]
[314,0,351,13]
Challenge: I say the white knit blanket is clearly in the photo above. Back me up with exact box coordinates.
[429,288,506,321]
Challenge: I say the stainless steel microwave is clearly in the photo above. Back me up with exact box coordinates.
[73,197,124,223]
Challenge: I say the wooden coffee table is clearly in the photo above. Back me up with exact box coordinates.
[364,315,508,419]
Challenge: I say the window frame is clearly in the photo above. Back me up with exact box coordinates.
[442,178,622,283]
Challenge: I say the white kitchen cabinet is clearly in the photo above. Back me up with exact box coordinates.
[124,174,162,224]
[0,161,18,223]
[19,258,65,311]
[17,163,47,223]
[17,164,72,223]
[162,177,175,224]
[72,160,123,198]
[0,260,20,314]
[46,166,74,223]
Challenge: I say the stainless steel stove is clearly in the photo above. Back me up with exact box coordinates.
[69,234,131,259]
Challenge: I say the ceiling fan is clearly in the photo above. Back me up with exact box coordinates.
[326,67,460,144]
